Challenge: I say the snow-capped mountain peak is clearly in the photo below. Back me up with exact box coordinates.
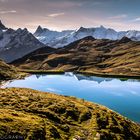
[34,26,74,46]
[34,25,50,36]
[36,25,43,32]
[0,22,45,63]
[34,25,140,48]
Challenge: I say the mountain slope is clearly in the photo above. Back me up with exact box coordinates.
[34,26,73,47]
[0,21,45,63]
[12,46,56,69]
[13,36,140,76]
[34,26,140,48]
[0,87,140,140]
[0,59,19,80]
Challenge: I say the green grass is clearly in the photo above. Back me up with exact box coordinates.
[0,88,140,140]
[0,60,28,81]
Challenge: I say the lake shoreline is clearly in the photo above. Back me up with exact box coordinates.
[3,72,140,123]
[18,69,140,80]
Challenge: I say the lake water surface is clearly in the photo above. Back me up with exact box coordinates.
[3,73,140,123]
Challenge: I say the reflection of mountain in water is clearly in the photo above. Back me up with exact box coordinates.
[75,75,113,83]
[64,72,140,83]
[35,72,140,83]
[64,72,75,77]
[64,72,113,83]
[127,79,140,82]
[35,74,47,79]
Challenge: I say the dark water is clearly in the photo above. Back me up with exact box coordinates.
[3,73,140,123]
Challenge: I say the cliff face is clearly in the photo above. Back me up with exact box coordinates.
[0,88,140,140]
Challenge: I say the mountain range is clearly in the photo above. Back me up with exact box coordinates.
[34,25,73,47]
[34,25,140,48]
[1,19,140,74]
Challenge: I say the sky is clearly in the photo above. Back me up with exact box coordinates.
[0,0,140,32]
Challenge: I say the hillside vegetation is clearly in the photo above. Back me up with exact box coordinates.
[0,60,20,80]
[0,88,140,140]
[13,37,140,77]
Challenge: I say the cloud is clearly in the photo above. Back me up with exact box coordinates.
[132,17,140,22]
[0,10,17,14]
[92,1,103,5]
[0,0,5,2]
[48,12,65,18]
[0,0,8,2]
[46,88,62,93]
[108,14,127,20]
[82,17,140,31]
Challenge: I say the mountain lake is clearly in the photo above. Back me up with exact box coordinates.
[2,72,140,123]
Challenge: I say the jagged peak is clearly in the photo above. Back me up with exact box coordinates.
[37,25,42,29]
[34,25,51,35]
[23,28,28,31]
[0,20,7,30]
[77,26,87,32]
[16,28,29,34]
[99,25,106,29]
[0,20,2,25]
[16,28,22,33]
[5,28,14,34]
[79,26,85,30]
[34,25,44,34]
[23,28,28,32]
[37,25,44,31]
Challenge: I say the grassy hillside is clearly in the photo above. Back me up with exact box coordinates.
[0,59,20,80]
[0,88,140,140]
[13,37,140,77]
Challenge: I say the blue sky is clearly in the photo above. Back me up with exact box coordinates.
[0,0,140,32]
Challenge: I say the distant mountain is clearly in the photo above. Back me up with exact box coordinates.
[34,25,140,48]
[34,25,73,47]
[0,21,45,63]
